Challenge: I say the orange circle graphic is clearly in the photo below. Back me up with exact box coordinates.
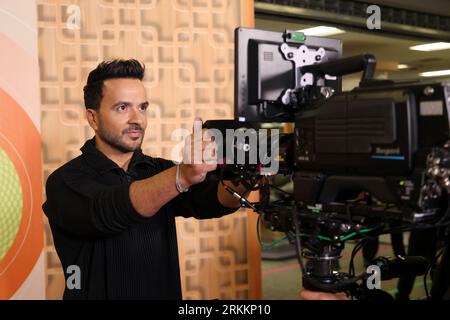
[0,88,43,299]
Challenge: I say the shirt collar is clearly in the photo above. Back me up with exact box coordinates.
[80,137,156,175]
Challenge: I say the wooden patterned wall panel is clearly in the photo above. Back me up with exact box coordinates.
[37,0,257,299]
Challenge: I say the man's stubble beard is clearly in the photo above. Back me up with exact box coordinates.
[97,121,145,153]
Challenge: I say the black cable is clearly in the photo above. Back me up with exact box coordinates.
[223,184,261,213]
[292,208,306,275]
[349,243,358,276]
[424,248,445,300]
[349,242,360,276]
[349,239,367,277]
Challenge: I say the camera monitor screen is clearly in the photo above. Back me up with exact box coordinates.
[235,27,343,122]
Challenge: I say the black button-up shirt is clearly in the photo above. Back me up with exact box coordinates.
[43,137,237,299]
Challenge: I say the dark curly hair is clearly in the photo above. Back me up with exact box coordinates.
[83,59,145,110]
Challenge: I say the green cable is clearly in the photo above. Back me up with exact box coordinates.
[339,226,381,241]
[257,212,279,250]
[258,221,381,251]
[256,206,383,250]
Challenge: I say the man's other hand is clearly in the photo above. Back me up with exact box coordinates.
[300,289,348,300]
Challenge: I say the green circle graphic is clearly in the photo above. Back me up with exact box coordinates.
[0,147,23,261]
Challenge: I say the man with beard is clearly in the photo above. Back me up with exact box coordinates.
[43,59,249,299]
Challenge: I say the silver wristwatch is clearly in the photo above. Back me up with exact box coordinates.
[175,164,189,193]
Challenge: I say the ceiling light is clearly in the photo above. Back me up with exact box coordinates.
[410,42,450,51]
[419,69,450,77]
[297,26,345,37]
[397,64,409,69]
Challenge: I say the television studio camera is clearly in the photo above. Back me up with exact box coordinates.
[203,27,450,300]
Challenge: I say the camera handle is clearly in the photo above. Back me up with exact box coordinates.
[300,54,376,85]
[279,54,376,108]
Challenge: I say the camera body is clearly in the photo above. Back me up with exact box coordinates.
[204,27,450,296]
[293,81,450,223]
[204,27,450,225]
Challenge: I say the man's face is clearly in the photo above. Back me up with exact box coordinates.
[90,78,148,153]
